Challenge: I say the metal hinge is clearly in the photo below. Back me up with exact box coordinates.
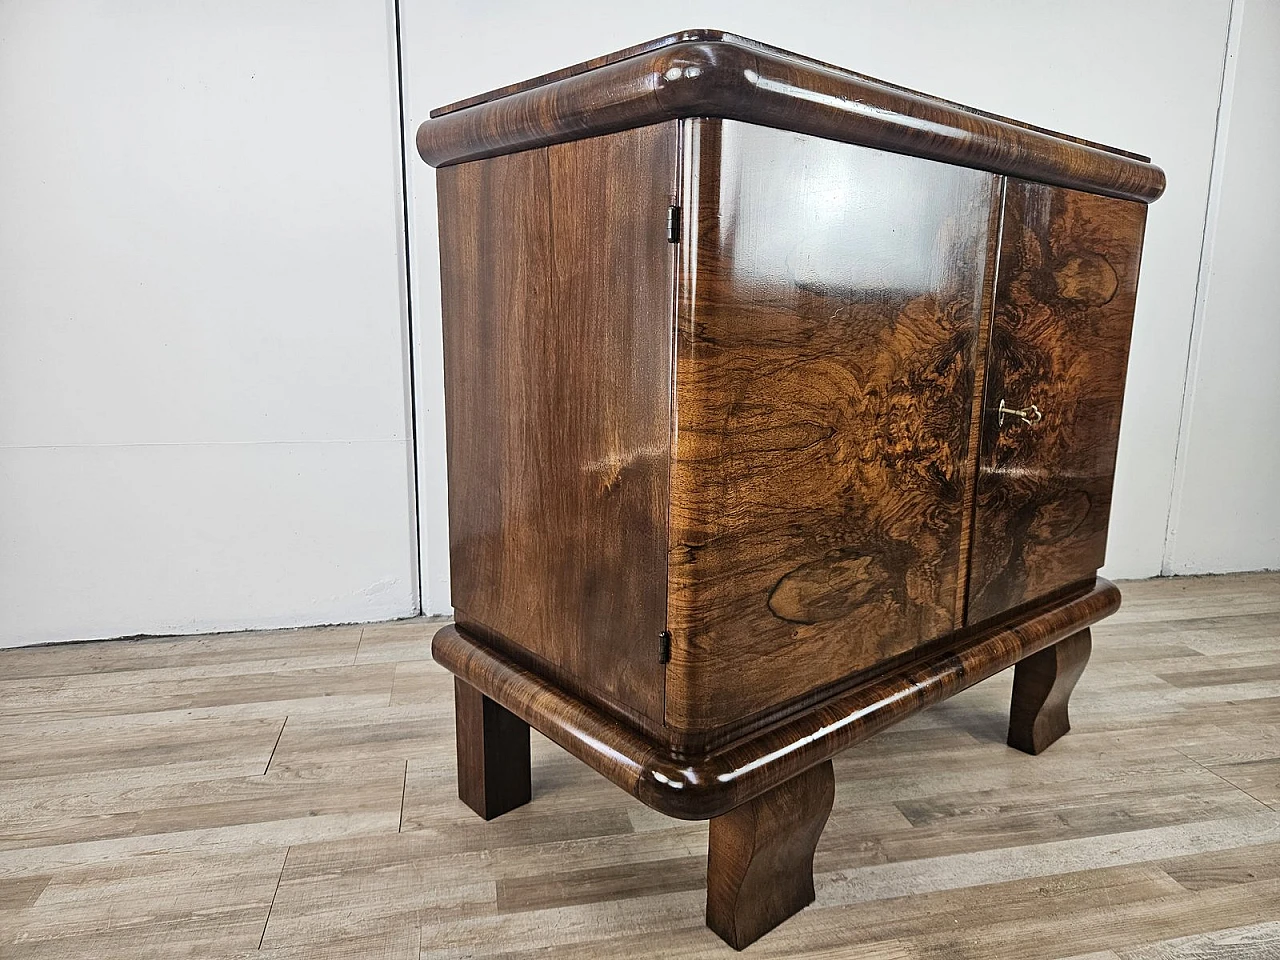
[658,630,672,664]
[666,205,681,244]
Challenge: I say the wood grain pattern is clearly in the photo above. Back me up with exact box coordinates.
[417,36,1165,203]
[429,29,1150,165]
[1007,628,1093,755]
[454,678,532,820]
[967,181,1148,624]
[2,573,1278,958]
[434,578,1120,820]
[665,119,1000,741]
[953,177,1008,622]
[424,33,1160,947]
[706,760,835,949]
[437,122,678,732]
[430,29,716,118]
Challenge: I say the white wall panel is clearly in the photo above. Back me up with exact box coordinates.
[1166,0,1280,575]
[0,442,417,647]
[0,0,418,644]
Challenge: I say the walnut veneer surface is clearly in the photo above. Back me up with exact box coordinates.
[418,30,1164,202]
[437,122,677,736]
[428,118,1152,754]
[665,119,1001,737]
[968,183,1147,623]
[420,29,1163,948]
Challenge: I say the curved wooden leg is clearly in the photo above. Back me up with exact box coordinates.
[454,677,531,820]
[706,760,835,950]
[1008,628,1092,755]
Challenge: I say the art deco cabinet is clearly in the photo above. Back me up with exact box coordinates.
[417,30,1163,949]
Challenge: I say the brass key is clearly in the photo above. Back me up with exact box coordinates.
[998,398,1043,427]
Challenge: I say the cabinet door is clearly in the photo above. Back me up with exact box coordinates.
[439,123,679,731]
[665,119,1001,742]
[966,180,1147,624]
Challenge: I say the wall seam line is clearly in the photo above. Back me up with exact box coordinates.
[1161,0,1242,577]
[392,0,425,613]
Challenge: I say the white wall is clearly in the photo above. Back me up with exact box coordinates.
[1166,0,1280,574]
[4,2,1268,645]
[400,0,1236,614]
[0,0,419,645]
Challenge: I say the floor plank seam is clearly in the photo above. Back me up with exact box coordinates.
[263,717,287,776]
[1172,745,1279,812]
[258,846,290,951]
[400,759,409,833]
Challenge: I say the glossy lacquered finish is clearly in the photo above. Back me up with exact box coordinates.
[1008,628,1094,755]
[426,31,1160,949]
[433,578,1121,821]
[418,32,1165,203]
[453,678,531,820]
[437,123,678,734]
[706,759,835,949]
[967,183,1147,624]
[430,29,1147,165]
[667,119,1000,741]
[430,29,719,118]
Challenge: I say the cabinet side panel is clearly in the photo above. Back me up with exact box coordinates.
[666,119,998,739]
[967,181,1147,624]
[438,123,677,729]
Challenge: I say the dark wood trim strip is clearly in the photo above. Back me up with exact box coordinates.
[417,40,1164,202]
[430,29,716,119]
[429,30,1150,164]
[432,577,1121,820]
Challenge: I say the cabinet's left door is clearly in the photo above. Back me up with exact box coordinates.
[437,123,680,733]
[664,119,1002,745]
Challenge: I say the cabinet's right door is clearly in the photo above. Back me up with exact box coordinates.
[966,179,1147,624]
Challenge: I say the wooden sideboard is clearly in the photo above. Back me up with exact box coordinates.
[418,29,1163,950]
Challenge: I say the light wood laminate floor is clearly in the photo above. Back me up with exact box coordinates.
[2,574,1279,959]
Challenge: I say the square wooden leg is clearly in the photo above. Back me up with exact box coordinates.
[1008,628,1092,755]
[705,760,835,950]
[454,677,531,820]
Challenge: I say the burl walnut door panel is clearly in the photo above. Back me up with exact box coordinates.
[665,119,1001,741]
[966,180,1147,624]
[437,123,679,731]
